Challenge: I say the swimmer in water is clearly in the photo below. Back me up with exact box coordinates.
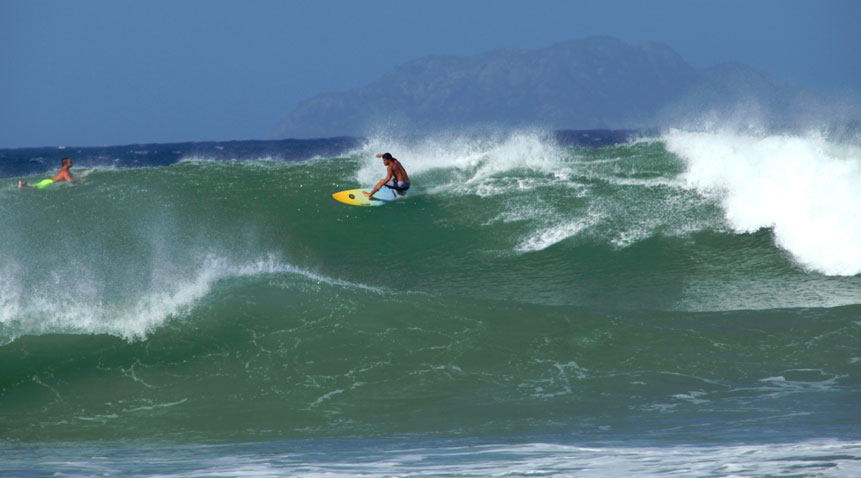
[18,157,86,189]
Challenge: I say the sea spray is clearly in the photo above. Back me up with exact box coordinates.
[0,253,289,340]
[0,134,858,474]
[665,129,861,275]
[356,129,571,189]
[2,133,858,325]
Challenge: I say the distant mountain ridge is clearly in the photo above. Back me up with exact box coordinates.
[268,36,819,139]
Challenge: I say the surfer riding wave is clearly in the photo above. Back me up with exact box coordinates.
[364,153,410,198]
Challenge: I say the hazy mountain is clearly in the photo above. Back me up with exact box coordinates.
[269,37,815,139]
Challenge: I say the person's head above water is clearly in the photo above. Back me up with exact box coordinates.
[376,152,395,164]
[61,157,71,168]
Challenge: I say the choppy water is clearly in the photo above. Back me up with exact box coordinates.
[1,129,859,476]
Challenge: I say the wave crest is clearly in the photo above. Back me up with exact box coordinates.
[665,129,861,276]
[0,254,358,341]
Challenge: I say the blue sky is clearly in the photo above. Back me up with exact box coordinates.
[1,0,858,147]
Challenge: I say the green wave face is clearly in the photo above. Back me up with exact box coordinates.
[1,131,859,442]
[1,276,858,442]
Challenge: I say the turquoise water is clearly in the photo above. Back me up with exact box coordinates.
[1,129,859,475]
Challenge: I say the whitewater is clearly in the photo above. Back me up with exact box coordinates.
[1,128,859,477]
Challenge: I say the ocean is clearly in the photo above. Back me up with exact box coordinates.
[1,129,859,476]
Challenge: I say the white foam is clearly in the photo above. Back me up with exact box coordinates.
[0,253,376,342]
[665,129,861,276]
[515,212,600,252]
[355,129,573,194]
[37,440,859,478]
[356,130,610,254]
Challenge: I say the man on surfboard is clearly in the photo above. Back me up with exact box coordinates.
[18,157,86,189]
[364,152,410,199]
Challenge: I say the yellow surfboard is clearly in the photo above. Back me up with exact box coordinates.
[332,187,403,206]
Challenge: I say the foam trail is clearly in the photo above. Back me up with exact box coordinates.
[665,129,861,276]
[516,213,600,252]
[0,254,374,342]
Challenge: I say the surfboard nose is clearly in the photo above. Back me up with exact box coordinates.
[332,188,369,206]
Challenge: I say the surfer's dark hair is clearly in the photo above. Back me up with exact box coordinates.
[382,153,393,160]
